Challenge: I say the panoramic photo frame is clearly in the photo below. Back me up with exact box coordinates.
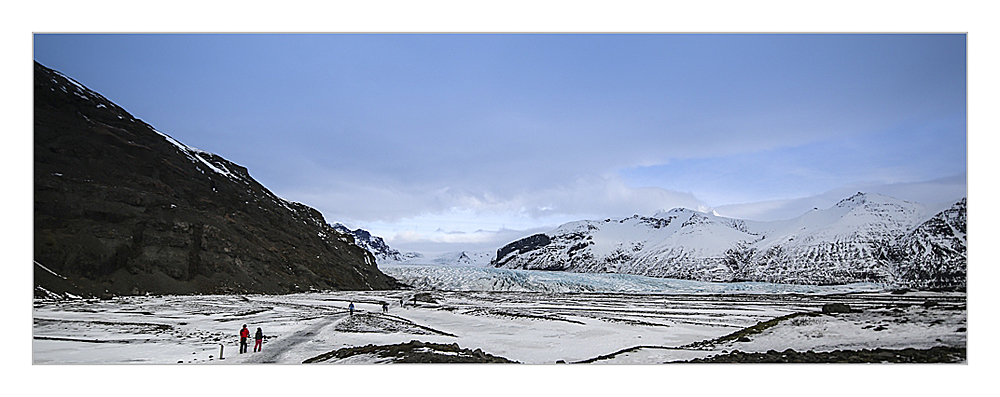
[33,32,967,367]
[21,1,991,392]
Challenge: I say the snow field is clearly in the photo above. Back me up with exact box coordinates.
[32,271,965,365]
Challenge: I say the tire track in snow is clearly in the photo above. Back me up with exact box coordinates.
[243,313,348,363]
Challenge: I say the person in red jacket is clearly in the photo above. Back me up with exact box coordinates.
[239,324,250,354]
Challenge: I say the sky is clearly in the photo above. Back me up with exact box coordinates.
[32,34,967,253]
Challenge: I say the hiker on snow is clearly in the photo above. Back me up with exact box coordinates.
[254,327,265,352]
[382,302,388,313]
[349,302,355,316]
[239,324,250,354]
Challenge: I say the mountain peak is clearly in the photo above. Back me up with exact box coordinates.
[652,207,698,219]
[834,192,921,213]
[332,223,404,262]
[834,192,869,207]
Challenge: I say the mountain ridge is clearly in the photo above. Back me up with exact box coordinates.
[493,192,966,289]
[331,223,410,262]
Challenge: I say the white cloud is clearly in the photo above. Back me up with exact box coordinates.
[330,173,968,254]
[304,173,709,253]
[715,173,967,221]
[382,225,553,254]
[285,172,705,224]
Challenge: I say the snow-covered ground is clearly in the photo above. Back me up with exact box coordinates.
[33,267,965,364]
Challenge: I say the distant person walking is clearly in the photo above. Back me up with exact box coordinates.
[382,302,388,313]
[254,327,264,352]
[349,302,355,316]
[239,324,250,354]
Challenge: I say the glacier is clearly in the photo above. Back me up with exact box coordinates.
[379,264,884,294]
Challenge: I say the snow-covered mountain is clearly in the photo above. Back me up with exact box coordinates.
[493,193,966,288]
[331,223,410,262]
[877,198,966,288]
[385,250,495,267]
[330,224,494,267]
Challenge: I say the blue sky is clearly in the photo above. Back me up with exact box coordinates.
[33,34,967,252]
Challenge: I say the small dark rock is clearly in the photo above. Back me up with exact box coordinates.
[737,337,751,342]
[822,303,853,314]
[413,292,438,304]
[957,327,967,332]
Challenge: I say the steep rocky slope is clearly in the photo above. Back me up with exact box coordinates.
[34,61,403,298]
[877,198,966,288]
[493,193,966,288]
[331,223,407,262]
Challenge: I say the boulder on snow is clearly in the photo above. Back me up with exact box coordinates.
[822,303,853,314]
[413,292,438,303]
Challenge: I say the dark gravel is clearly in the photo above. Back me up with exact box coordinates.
[303,340,518,363]
[681,346,966,363]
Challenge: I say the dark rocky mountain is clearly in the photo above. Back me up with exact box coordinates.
[34,61,403,298]
[493,193,966,289]
[331,223,406,262]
